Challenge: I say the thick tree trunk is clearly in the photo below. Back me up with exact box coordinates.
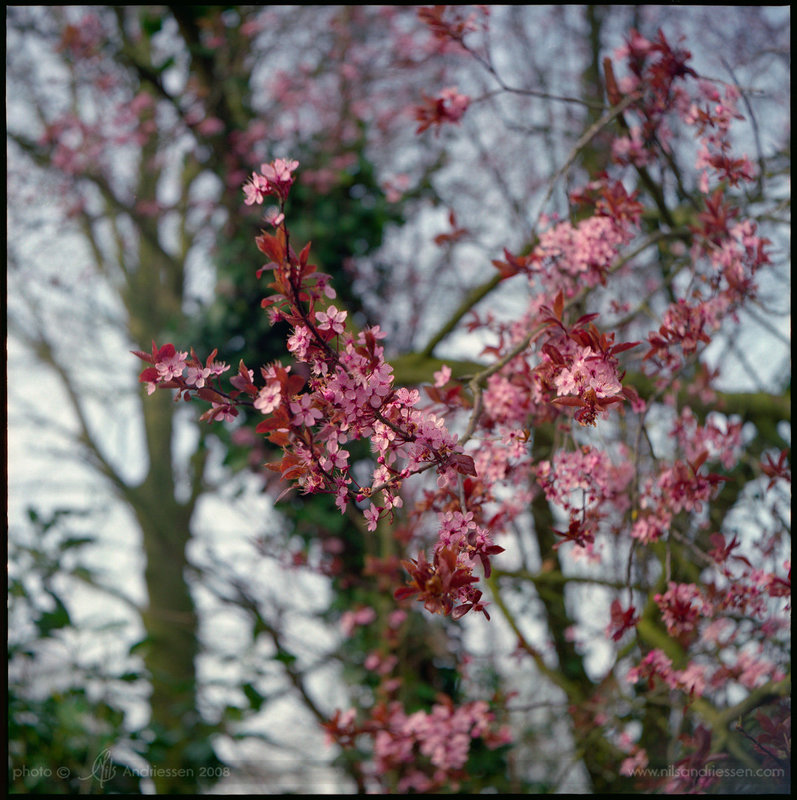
[136,497,202,793]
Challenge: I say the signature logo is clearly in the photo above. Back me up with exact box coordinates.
[81,747,117,787]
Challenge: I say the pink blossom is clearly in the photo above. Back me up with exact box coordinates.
[415,86,470,133]
[364,504,381,532]
[289,394,323,427]
[208,402,237,423]
[197,116,224,136]
[243,172,269,205]
[620,748,649,776]
[254,383,281,415]
[287,325,312,360]
[260,157,299,199]
[535,214,630,291]
[675,662,708,696]
[263,207,285,227]
[340,606,377,637]
[655,582,709,638]
[627,649,677,689]
[319,439,350,472]
[262,157,299,185]
[735,649,778,689]
[185,365,211,388]
[155,348,187,382]
[315,305,348,336]
[334,478,349,513]
[433,364,452,387]
[553,347,622,400]
[630,511,671,544]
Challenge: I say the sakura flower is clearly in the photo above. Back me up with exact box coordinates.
[155,348,188,381]
[415,86,470,134]
[254,383,281,415]
[655,582,709,639]
[263,206,285,227]
[287,325,312,360]
[289,394,323,427]
[260,157,299,199]
[315,305,348,336]
[334,478,350,513]
[243,171,269,205]
[205,402,237,423]
[208,359,229,378]
[364,504,381,532]
[185,365,211,388]
[433,364,452,387]
[140,370,159,395]
[627,648,677,689]
[262,157,299,184]
[675,662,708,696]
[340,606,377,637]
[319,439,350,472]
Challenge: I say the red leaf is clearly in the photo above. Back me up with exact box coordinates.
[573,312,601,328]
[610,340,641,355]
[690,450,709,473]
[451,604,471,620]
[274,485,296,504]
[298,241,312,268]
[553,291,564,320]
[196,387,228,405]
[131,349,154,363]
[255,230,286,264]
[268,432,290,447]
[449,453,477,476]
[425,385,443,403]
[542,343,565,365]
[552,396,586,407]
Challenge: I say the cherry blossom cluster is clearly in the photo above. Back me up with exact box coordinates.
[670,407,744,471]
[494,178,644,297]
[417,5,490,52]
[610,29,697,165]
[327,593,512,792]
[627,643,785,701]
[627,649,705,697]
[414,86,471,134]
[536,446,633,549]
[632,452,727,543]
[324,696,511,793]
[17,4,792,793]
[686,80,754,190]
[534,298,642,427]
[654,581,711,642]
[603,30,771,377]
[136,158,511,619]
[133,343,235,420]
[632,394,746,547]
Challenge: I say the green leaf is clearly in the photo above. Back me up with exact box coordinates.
[37,591,71,636]
[274,648,297,666]
[139,10,164,36]
[242,682,265,711]
[60,536,95,551]
[128,636,151,655]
